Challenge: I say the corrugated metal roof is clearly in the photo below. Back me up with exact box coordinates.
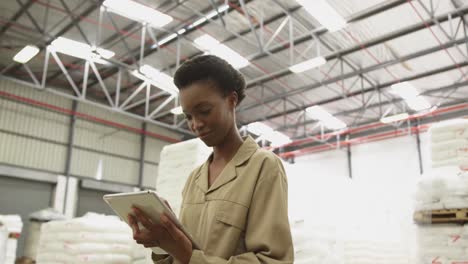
[1,0,467,139]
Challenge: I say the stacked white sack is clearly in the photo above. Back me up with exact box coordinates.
[341,239,410,264]
[290,219,343,264]
[337,225,410,264]
[414,224,468,264]
[291,220,410,264]
[0,222,8,264]
[157,138,211,216]
[24,208,66,261]
[37,213,144,264]
[430,119,468,169]
[413,168,468,211]
[0,215,23,264]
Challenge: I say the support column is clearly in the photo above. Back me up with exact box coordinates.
[138,122,147,188]
[63,100,78,216]
[416,120,424,175]
[347,136,353,179]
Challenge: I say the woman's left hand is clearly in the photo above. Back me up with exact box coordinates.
[130,207,193,264]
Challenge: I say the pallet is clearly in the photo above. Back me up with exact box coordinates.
[414,208,468,224]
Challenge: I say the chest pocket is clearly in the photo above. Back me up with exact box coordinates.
[216,202,248,230]
[207,201,249,258]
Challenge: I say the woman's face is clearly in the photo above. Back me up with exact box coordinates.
[179,81,237,147]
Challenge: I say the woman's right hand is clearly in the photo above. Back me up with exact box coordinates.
[127,208,162,249]
[128,207,193,264]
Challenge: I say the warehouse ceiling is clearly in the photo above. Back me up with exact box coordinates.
[0,0,467,151]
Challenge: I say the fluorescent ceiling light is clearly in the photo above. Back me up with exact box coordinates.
[155,33,177,47]
[177,28,186,35]
[318,119,347,130]
[95,48,115,59]
[190,17,207,29]
[306,105,347,130]
[194,34,219,48]
[133,64,178,95]
[13,45,40,64]
[380,113,409,124]
[194,34,249,69]
[289,56,326,73]
[170,106,183,115]
[406,96,431,111]
[391,82,419,100]
[188,4,229,29]
[247,122,273,136]
[247,122,291,147]
[50,37,114,64]
[296,0,347,32]
[267,131,292,147]
[390,82,431,111]
[205,4,229,20]
[140,64,160,77]
[103,0,173,28]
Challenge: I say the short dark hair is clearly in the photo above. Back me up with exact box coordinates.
[173,55,246,106]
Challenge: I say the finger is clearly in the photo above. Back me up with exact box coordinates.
[135,239,145,245]
[133,208,154,230]
[143,243,158,248]
[128,214,140,235]
[160,214,187,242]
[132,206,151,219]
[134,231,156,244]
[132,206,154,223]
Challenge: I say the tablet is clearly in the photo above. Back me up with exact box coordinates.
[103,190,201,254]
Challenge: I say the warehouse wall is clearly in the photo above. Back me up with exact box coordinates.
[0,80,70,174]
[0,78,181,188]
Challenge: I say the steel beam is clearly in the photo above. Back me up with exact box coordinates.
[279,79,468,133]
[285,101,468,154]
[148,95,176,119]
[105,10,138,65]
[417,0,468,60]
[0,74,193,137]
[50,50,81,97]
[59,0,91,44]
[46,0,179,83]
[23,64,40,86]
[119,82,147,110]
[89,61,114,107]
[89,0,398,98]
[123,91,167,111]
[46,21,142,83]
[84,0,407,113]
[84,0,254,91]
[239,36,468,115]
[244,5,468,88]
[0,0,35,37]
[17,0,45,36]
[5,1,104,77]
[239,0,264,52]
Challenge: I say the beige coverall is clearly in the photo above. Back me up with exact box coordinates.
[153,136,294,264]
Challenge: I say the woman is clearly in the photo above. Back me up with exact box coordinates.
[128,55,294,264]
